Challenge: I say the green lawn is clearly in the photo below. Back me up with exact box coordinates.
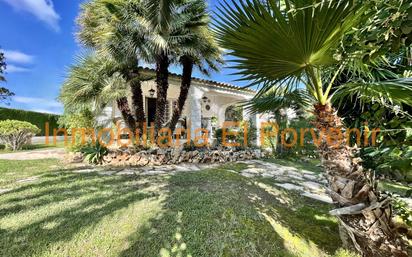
[378,180,412,197]
[0,159,356,257]
[265,157,323,174]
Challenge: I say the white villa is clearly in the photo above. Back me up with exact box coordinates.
[100,68,265,145]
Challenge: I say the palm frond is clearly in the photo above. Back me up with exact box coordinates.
[214,0,361,97]
[59,53,127,114]
[244,86,314,114]
[332,78,412,108]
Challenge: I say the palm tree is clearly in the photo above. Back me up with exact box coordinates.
[60,54,136,131]
[168,1,223,133]
[77,0,149,132]
[78,0,219,137]
[104,0,222,135]
[139,0,174,132]
[215,0,411,256]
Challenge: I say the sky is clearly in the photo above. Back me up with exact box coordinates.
[0,0,244,115]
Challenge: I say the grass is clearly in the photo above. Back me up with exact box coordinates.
[0,141,65,154]
[378,180,412,197]
[0,159,355,257]
[265,157,323,174]
[0,159,60,188]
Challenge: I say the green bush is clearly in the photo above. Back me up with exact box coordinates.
[0,107,59,136]
[0,120,40,151]
[58,110,96,152]
[81,141,108,165]
[356,105,412,182]
[214,120,257,149]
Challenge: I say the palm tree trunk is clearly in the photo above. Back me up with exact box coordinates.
[313,104,407,257]
[154,52,170,135]
[127,68,145,134]
[116,97,136,132]
[169,55,193,133]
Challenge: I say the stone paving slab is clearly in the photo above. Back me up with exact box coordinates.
[237,160,332,204]
[301,181,324,192]
[301,192,333,204]
[275,183,304,191]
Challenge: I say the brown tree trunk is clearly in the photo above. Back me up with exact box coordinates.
[127,68,145,134]
[313,104,407,257]
[116,97,136,132]
[154,52,170,136]
[169,55,193,133]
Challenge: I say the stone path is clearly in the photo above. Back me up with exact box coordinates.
[239,160,333,204]
[71,159,333,204]
[0,148,66,160]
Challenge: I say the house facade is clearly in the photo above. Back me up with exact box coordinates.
[99,68,264,145]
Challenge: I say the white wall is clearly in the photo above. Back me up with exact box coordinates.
[109,77,254,126]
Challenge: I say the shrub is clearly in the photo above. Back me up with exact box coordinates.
[58,110,97,152]
[214,119,257,149]
[0,120,40,151]
[81,141,108,165]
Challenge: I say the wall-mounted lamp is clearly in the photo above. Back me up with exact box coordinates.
[149,87,155,97]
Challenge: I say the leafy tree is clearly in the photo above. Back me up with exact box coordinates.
[0,50,14,104]
[215,0,411,256]
[0,51,5,82]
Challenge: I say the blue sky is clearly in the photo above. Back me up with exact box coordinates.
[0,0,244,115]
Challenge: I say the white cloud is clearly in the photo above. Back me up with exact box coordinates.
[3,50,34,64]
[6,65,31,73]
[13,96,62,108]
[1,0,60,31]
[10,96,63,114]
[30,109,61,114]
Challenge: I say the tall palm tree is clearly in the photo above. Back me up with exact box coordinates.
[215,0,411,256]
[78,0,220,136]
[106,0,222,135]
[141,0,174,132]
[77,0,149,132]
[168,0,223,133]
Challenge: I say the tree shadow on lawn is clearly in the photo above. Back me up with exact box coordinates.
[119,167,341,257]
[0,169,161,257]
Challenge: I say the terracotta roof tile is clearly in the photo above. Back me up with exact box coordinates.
[139,67,255,94]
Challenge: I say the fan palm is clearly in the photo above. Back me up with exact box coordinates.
[79,0,222,136]
[60,54,136,131]
[215,0,410,256]
[167,0,223,133]
[144,0,218,132]
[77,0,149,132]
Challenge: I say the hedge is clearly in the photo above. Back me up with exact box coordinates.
[0,107,60,136]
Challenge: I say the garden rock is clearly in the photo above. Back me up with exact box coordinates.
[101,147,263,167]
